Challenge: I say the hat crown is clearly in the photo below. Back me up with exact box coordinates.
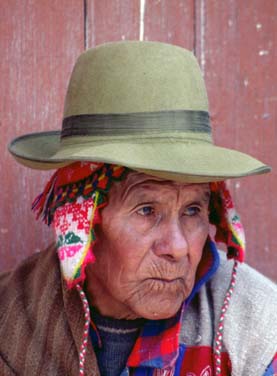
[64,41,209,117]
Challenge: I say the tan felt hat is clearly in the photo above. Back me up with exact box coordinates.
[8,41,270,183]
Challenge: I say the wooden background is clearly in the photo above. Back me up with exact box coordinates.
[1,0,276,281]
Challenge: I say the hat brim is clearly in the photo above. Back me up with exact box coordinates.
[9,131,271,183]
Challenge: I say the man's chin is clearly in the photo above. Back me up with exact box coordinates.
[132,299,184,320]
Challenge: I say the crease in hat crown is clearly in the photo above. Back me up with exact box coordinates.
[63,40,209,117]
[8,40,270,181]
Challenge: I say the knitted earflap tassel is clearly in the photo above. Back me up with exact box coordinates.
[209,181,245,375]
[214,260,238,375]
[76,284,91,375]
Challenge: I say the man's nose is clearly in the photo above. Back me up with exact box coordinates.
[153,219,188,261]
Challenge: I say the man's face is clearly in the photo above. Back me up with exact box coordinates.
[86,172,210,320]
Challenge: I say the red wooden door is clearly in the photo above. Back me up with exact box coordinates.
[1,0,276,281]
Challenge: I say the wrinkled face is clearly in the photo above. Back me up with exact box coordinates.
[86,172,210,320]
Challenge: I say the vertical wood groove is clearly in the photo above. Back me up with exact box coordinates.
[193,0,197,55]
[84,0,88,50]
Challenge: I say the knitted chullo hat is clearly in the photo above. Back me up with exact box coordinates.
[33,161,245,288]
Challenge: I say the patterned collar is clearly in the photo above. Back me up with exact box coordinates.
[90,240,220,372]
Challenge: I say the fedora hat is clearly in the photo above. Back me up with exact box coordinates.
[8,41,270,183]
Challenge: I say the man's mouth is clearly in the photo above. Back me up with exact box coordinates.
[147,277,184,284]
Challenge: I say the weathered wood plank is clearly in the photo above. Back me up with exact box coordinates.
[86,0,140,47]
[195,0,277,280]
[143,0,195,50]
[0,0,84,271]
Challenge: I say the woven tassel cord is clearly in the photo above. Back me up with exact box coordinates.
[76,284,91,376]
[214,261,238,376]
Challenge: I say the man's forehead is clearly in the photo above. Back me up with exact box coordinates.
[116,171,210,199]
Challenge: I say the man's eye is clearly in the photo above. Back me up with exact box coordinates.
[136,206,154,216]
[184,206,200,216]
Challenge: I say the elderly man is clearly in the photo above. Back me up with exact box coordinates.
[1,41,277,376]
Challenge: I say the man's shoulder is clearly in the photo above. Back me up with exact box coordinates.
[0,245,62,374]
[210,251,277,332]
[0,244,61,324]
[182,250,277,375]
[212,251,277,375]
[182,250,277,331]
[212,251,277,304]
[0,244,59,297]
[0,245,84,375]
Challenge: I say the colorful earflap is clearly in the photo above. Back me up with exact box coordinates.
[32,162,128,287]
[209,181,245,262]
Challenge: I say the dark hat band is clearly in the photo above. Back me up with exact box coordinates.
[61,110,211,138]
